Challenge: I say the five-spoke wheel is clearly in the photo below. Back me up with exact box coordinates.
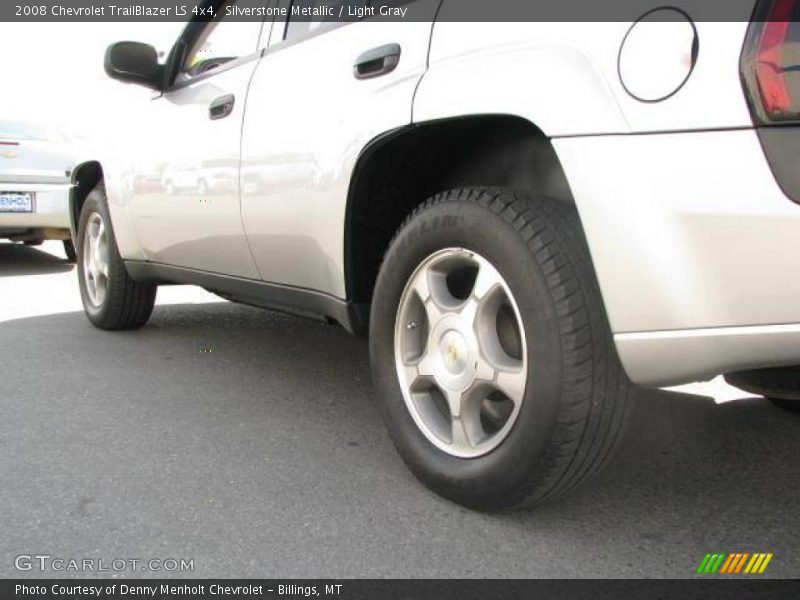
[82,212,110,306]
[395,248,527,458]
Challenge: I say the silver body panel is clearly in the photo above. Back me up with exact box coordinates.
[88,15,800,386]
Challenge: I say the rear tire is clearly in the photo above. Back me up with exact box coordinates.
[769,397,800,412]
[369,188,631,511]
[725,368,800,413]
[77,183,157,330]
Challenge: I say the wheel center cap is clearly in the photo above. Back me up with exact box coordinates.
[439,330,469,375]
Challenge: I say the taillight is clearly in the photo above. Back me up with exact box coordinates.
[742,0,800,123]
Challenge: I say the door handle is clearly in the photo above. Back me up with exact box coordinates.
[209,94,235,120]
[353,44,401,79]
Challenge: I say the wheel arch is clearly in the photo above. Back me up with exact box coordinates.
[344,114,576,318]
[69,160,105,239]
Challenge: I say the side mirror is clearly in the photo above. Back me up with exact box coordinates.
[104,41,164,90]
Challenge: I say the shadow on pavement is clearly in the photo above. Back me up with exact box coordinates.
[1,301,797,577]
[0,242,74,276]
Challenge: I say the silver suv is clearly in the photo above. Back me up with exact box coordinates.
[70,0,800,510]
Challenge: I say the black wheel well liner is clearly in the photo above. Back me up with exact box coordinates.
[344,114,574,313]
[69,161,104,238]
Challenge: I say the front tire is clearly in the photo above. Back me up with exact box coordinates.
[77,183,157,330]
[369,188,631,511]
[63,239,77,262]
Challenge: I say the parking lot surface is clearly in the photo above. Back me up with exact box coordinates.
[1,242,798,578]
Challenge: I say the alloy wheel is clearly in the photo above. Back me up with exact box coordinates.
[394,248,528,458]
[82,212,110,306]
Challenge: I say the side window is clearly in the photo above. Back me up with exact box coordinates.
[284,0,368,41]
[179,1,263,80]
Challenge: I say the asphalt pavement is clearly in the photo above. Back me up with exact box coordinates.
[1,242,798,578]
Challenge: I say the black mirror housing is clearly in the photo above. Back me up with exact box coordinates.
[104,41,164,90]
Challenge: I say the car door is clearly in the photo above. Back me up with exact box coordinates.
[240,0,440,298]
[127,0,267,279]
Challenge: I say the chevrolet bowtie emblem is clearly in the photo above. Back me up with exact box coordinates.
[446,342,459,366]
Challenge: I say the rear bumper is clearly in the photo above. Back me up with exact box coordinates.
[554,128,800,386]
[0,182,71,232]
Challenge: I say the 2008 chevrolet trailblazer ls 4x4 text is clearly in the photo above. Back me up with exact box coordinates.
[69,0,800,510]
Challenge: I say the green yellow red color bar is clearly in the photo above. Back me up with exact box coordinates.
[696,553,773,574]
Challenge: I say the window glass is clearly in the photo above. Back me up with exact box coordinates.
[180,1,262,79]
[284,0,368,41]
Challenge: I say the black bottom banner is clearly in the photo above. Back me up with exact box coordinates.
[4,579,800,600]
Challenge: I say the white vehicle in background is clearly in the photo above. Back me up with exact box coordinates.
[69,0,800,510]
[0,120,77,261]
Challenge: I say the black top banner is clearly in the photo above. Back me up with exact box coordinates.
[1,0,773,23]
